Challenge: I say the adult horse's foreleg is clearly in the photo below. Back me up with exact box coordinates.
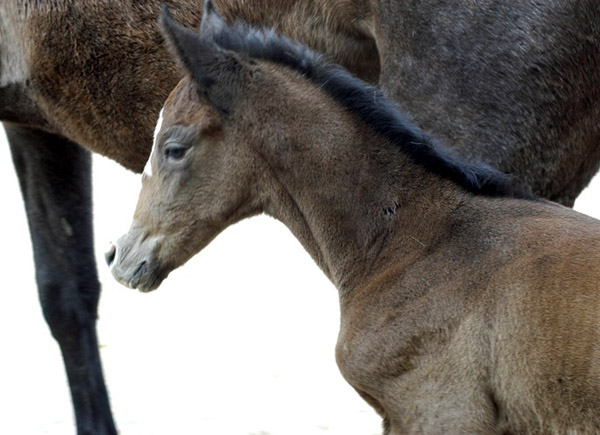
[4,124,116,435]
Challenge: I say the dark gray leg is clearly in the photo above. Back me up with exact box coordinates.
[4,124,116,435]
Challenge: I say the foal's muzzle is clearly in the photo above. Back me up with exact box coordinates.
[106,229,164,292]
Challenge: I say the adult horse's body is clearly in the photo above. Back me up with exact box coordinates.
[110,6,600,433]
[374,0,600,206]
[1,0,598,432]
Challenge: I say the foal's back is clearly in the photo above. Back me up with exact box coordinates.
[448,198,600,432]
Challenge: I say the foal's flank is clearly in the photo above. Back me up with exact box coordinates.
[110,3,600,434]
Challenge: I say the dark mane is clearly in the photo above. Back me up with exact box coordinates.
[201,3,533,199]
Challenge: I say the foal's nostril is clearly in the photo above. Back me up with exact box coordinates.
[105,243,117,267]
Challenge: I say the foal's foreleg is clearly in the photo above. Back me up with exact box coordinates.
[5,124,116,435]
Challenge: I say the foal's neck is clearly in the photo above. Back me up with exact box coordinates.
[261,122,467,294]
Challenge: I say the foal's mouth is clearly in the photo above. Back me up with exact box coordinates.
[114,263,163,293]
[127,261,148,289]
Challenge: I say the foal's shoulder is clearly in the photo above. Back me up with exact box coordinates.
[453,196,600,250]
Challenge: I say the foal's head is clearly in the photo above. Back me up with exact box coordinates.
[107,2,349,290]
[108,1,519,291]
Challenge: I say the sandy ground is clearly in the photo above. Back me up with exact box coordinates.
[0,129,599,434]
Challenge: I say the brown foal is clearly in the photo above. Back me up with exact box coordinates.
[109,5,600,434]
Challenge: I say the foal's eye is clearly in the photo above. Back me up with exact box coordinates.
[164,144,188,161]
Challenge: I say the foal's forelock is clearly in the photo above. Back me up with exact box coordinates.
[143,108,164,178]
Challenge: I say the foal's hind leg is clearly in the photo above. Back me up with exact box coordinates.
[4,124,116,435]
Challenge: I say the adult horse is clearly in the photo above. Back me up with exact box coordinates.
[1,0,598,433]
[110,6,600,432]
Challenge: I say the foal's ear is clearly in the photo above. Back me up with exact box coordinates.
[159,6,244,114]
[199,0,227,37]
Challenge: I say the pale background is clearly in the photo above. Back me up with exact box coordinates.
[0,127,598,434]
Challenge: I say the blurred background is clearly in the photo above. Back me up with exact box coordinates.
[0,128,598,434]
